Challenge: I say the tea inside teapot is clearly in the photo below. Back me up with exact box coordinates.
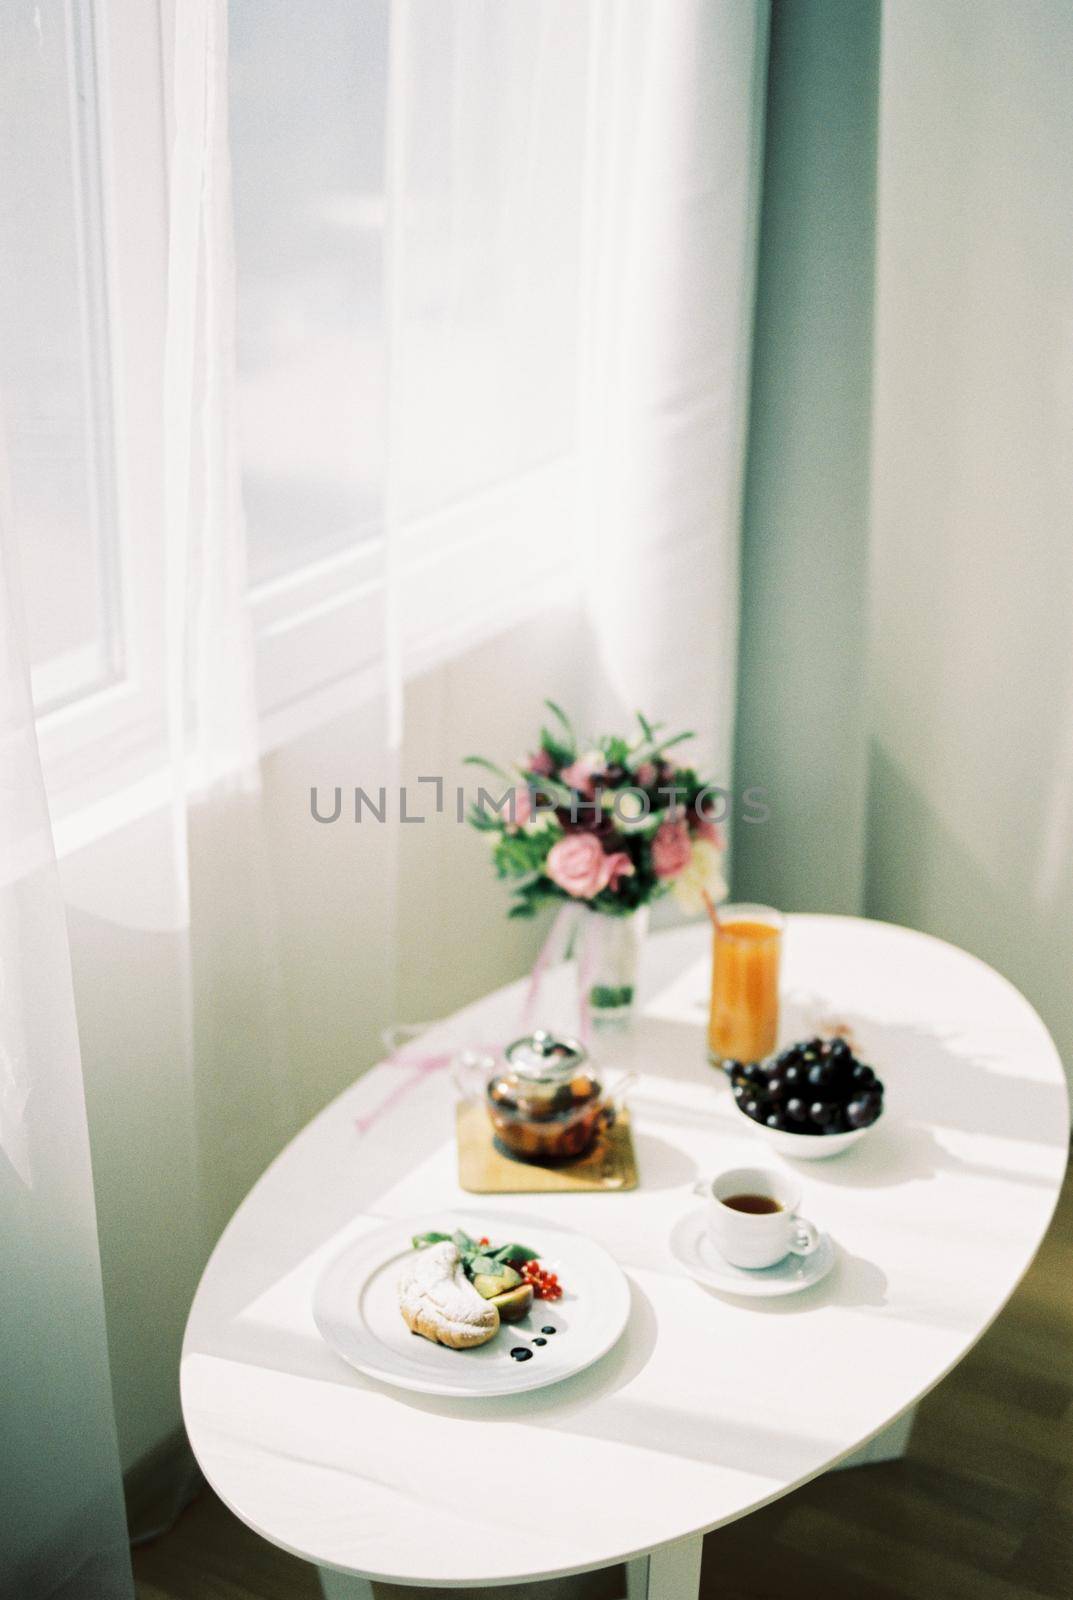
[486,1030,605,1161]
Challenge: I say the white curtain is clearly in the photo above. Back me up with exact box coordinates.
[164,0,296,1248]
[577,1,766,772]
[1,1,767,1588]
[0,496,133,1595]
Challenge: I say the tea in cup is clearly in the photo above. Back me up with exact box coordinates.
[693,1165,819,1269]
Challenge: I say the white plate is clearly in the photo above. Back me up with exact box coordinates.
[313,1210,631,1397]
[669,1207,836,1298]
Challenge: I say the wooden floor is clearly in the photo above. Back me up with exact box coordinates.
[134,1158,1073,1600]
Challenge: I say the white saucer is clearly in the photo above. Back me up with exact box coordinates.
[669,1207,836,1298]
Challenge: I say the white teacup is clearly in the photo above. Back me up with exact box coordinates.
[693,1165,819,1269]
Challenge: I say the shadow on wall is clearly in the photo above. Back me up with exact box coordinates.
[865,740,1073,1095]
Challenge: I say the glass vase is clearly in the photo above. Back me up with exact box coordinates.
[576,907,649,1031]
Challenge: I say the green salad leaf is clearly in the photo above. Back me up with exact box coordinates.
[412,1228,540,1275]
[490,1241,539,1265]
[468,1255,503,1276]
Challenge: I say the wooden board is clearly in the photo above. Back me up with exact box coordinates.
[455,1101,638,1193]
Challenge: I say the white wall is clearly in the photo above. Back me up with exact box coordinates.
[866,0,1073,1087]
[733,0,1073,1094]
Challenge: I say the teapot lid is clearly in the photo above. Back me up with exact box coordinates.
[504,1028,587,1082]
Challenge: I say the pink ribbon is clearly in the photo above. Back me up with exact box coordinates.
[358,901,600,1139]
[353,1049,455,1136]
[521,904,574,1030]
[353,1036,503,1137]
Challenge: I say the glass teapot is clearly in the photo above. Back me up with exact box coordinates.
[454,1029,635,1162]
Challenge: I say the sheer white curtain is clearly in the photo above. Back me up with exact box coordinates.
[0,503,133,1596]
[384,0,766,769]
[1,1,767,1587]
[579,1,767,772]
[165,0,296,1250]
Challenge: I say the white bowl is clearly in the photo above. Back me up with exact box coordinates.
[733,1097,882,1160]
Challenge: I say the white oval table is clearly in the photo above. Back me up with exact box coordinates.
[181,916,1069,1598]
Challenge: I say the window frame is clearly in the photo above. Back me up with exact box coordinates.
[34,0,170,823]
[36,0,583,847]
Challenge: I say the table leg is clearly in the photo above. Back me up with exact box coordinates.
[626,1532,704,1600]
[318,1568,375,1600]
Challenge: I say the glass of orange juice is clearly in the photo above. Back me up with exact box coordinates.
[708,904,784,1066]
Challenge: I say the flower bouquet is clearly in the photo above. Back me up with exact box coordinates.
[467,705,727,1028]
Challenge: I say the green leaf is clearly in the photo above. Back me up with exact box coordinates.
[452,1228,475,1255]
[468,1255,503,1276]
[648,729,696,759]
[543,699,577,756]
[468,804,502,832]
[590,984,634,1009]
[540,727,575,769]
[493,830,551,879]
[463,754,513,781]
[530,776,574,808]
[411,1231,452,1249]
[491,1241,539,1264]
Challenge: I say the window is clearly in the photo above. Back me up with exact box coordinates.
[7,2,747,827]
[233,0,590,730]
[230,0,390,589]
[2,0,169,835]
[4,0,591,810]
[1,0,123,716]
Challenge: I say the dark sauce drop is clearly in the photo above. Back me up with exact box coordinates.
[541,1326,557,1335]
[532,1337,547,1346]
[510,1347,533,1362]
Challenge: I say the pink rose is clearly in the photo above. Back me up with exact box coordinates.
[694,817,726,851]
[505,786,532,830]
[528,749,554,777]
[561,753,606,796]
[651,817,692,879]
[635,761,657,788]
[546,834,633,899]
[602,850,635,892]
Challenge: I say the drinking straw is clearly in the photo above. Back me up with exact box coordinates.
[701,889,720,931]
